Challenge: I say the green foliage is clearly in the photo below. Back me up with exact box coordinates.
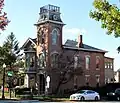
[117,46,120,53]
[90,0,120,37]
[2,32,20,67]
[0,32,24,74]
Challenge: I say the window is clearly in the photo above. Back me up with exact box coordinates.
[51,53,59,68]
[74,56,78,68]
[105,63,107,68]
[26,53,30,68]
[96,56,100,69]
[96,75,100,83]
[74,75,77,86]
[39,53,46,68]
[87,90,95,94]
[74,56,81,68]
[85,56,90,69]
[30,55,35,67]
[85,75,90,85]
[52,29,58,45]
[110,63,113,69]
[108,63,109,68]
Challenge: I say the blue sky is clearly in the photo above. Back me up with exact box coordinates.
[0,0,120,71]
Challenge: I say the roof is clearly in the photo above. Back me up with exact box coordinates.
[117,68,120,72]
[31,38,37,44]
[105,56,114,60]
[63,39,107,53]
[21,38,37,49]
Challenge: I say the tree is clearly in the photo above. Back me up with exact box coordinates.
[2,32,20,69]
[50,50,84,94]
[0,0,9,31]
[89,0,120,37]
[0,32,24,88]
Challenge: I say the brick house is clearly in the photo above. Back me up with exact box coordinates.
[114,69,120,83]
[104,57,115,83]
[22,4,108,94]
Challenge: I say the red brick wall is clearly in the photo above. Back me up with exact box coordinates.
[36,23,105,93]
[48,48,105,92]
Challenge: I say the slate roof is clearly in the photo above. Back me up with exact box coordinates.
[22,37,107,53]
[63,39,107,53]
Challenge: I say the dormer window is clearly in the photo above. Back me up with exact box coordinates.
[52,29,58,45]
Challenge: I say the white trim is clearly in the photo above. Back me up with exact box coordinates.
[22,38,36,49]
[35,20,65,25]
[96,68,100,70]
[85,75,90,77]
[63,46,107,53]
[52,28,59,35]
[24,51,36,53]
[96,75,100,77]
[85,55,90,58]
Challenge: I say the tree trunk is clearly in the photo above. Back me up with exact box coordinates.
[54,81,62,94]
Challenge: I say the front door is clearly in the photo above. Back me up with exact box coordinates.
[39,74,45,94]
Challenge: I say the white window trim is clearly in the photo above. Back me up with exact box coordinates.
[51,28,59,35]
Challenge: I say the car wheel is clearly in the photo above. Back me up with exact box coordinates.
[80,96,85,101]
[95,96,99,101]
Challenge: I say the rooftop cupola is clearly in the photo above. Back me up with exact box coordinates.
[36,4,63,24]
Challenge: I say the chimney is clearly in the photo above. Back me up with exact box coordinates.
[77,35,83,48]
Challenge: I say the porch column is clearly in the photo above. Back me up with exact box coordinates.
[24,74,29,88]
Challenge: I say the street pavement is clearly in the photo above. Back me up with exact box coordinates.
[0,100,120,103]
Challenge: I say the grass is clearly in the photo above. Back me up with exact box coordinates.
[33,95,69,101]
[0,90,70,101]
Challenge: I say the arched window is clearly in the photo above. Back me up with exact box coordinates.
[52,29,58,45]
[39,53,46,68]
[51,53,59,68]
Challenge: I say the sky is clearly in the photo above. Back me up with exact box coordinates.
[0,0,120,71]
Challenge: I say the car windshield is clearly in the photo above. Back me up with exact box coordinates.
[76,90,86,94]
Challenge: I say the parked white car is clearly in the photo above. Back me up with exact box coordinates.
[70,90,100,101]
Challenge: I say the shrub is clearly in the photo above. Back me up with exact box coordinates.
[15,87,31,95]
